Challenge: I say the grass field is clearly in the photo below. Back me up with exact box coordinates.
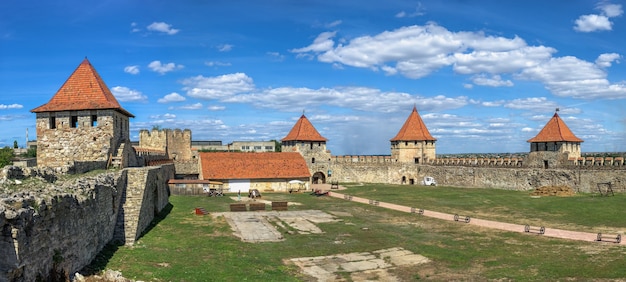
[85,184,626,281]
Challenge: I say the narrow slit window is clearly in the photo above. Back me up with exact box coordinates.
[91,115,98,127]
[49,117,56,129]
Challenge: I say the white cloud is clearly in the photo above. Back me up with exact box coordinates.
[517,56,626,99]
[124,65,140,75]
[395,3,425,18]
[574,3,623,32]
[290,31,337,53]
[481,100,504,107]
[218,44,233,52]
[574,14,612,32]
[224,86,468,113]
[182,73,255,99]
[600,3,623,17]
[147,22,179,35]
[208,105,226,111]
[130,22,141,33]
[267,52,285,61]
[157,92,186,103]
[0,104,23,109]
[471,74,514,87]
[148,60,184,74]
[205,61,232,67]
[595,53,621,68]
[175,103,202,110]
[111,86,148,102]
[325,20,342,28]
[149,113,176,119]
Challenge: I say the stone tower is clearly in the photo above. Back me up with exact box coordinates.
[526,110,583,168]
[281,114,331,183]
[30,58,137,172]
[390,106,436,163]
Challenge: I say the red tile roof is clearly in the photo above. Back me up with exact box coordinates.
[199,152,311,180]
[527,112,583,143]
[31,58,134,117]
[390,106,436,141]
[281,114,327,142]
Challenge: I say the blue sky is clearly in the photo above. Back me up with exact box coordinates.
[1,0,625,155]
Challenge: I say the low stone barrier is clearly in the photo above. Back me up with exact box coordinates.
[271,201,288,211]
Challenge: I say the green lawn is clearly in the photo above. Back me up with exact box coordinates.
[86,185,626,281]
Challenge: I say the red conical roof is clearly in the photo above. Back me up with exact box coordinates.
[281,114,327,142]
[390,106,436,141]
[527,112,583,143]
[31,58,134,117]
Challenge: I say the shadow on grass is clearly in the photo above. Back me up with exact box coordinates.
[79,203,173,276]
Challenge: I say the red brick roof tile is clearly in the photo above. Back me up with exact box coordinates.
[200,152,311,180]
[390,106,436,141]
[31,59,134,117]
[281,114,327,142]
[527,112,583,143]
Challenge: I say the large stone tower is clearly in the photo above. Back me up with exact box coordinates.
[526,110,583,168]
[281,114,331,183]
[31,58,137,172]
[390,106,436,163]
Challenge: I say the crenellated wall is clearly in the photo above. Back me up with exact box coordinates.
[0,164,173,281]
[325,162,625,193]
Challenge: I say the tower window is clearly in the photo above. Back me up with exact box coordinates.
[91,115,98,127]
[71,116,78,128]
[312,157,316,163]
[49,117,56,129]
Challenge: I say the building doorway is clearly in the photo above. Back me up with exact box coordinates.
[312,172,326,184]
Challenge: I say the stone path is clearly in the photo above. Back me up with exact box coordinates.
[288,247,430,282]
[212,210,340,242]
[327,191,625,245]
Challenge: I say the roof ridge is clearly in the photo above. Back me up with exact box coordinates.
[390,106,436,141]
[31,59,134,117]
[527,112,583,143]
[281,114,327,142]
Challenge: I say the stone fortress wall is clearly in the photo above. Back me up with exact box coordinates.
[0,164,174,281]
[137,129,197,176]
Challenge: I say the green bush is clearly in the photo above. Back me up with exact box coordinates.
[0,146,14,167]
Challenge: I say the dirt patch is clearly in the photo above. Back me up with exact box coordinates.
[530,185,575,197]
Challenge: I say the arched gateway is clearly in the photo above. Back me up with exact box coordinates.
[312,171,326,184]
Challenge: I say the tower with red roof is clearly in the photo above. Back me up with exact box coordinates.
[31,59,137,171]
[281,114,331,183]
[527,110,583,166]
[390,106,436,163]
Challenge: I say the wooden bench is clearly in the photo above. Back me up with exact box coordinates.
[249,202,266,211]
[330,181,339,189]
[524,224,545,235]
[229,203,247,212]
[454,214,471,223]
[597,233,621,243]
[271,201,288,211]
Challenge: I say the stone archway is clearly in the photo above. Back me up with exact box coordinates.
[312,171,326,184]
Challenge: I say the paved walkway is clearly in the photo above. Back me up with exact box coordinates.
[326,191,624,245]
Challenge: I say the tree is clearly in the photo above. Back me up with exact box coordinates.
[13,140,18,149]
[0,146,14,167]
[23,147,37,158]
[272,140,282,152]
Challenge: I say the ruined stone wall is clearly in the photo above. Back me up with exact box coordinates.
[173,160,198,176]
[114,164,174,245]
[0,164,174,281]
[0,171,125,281]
